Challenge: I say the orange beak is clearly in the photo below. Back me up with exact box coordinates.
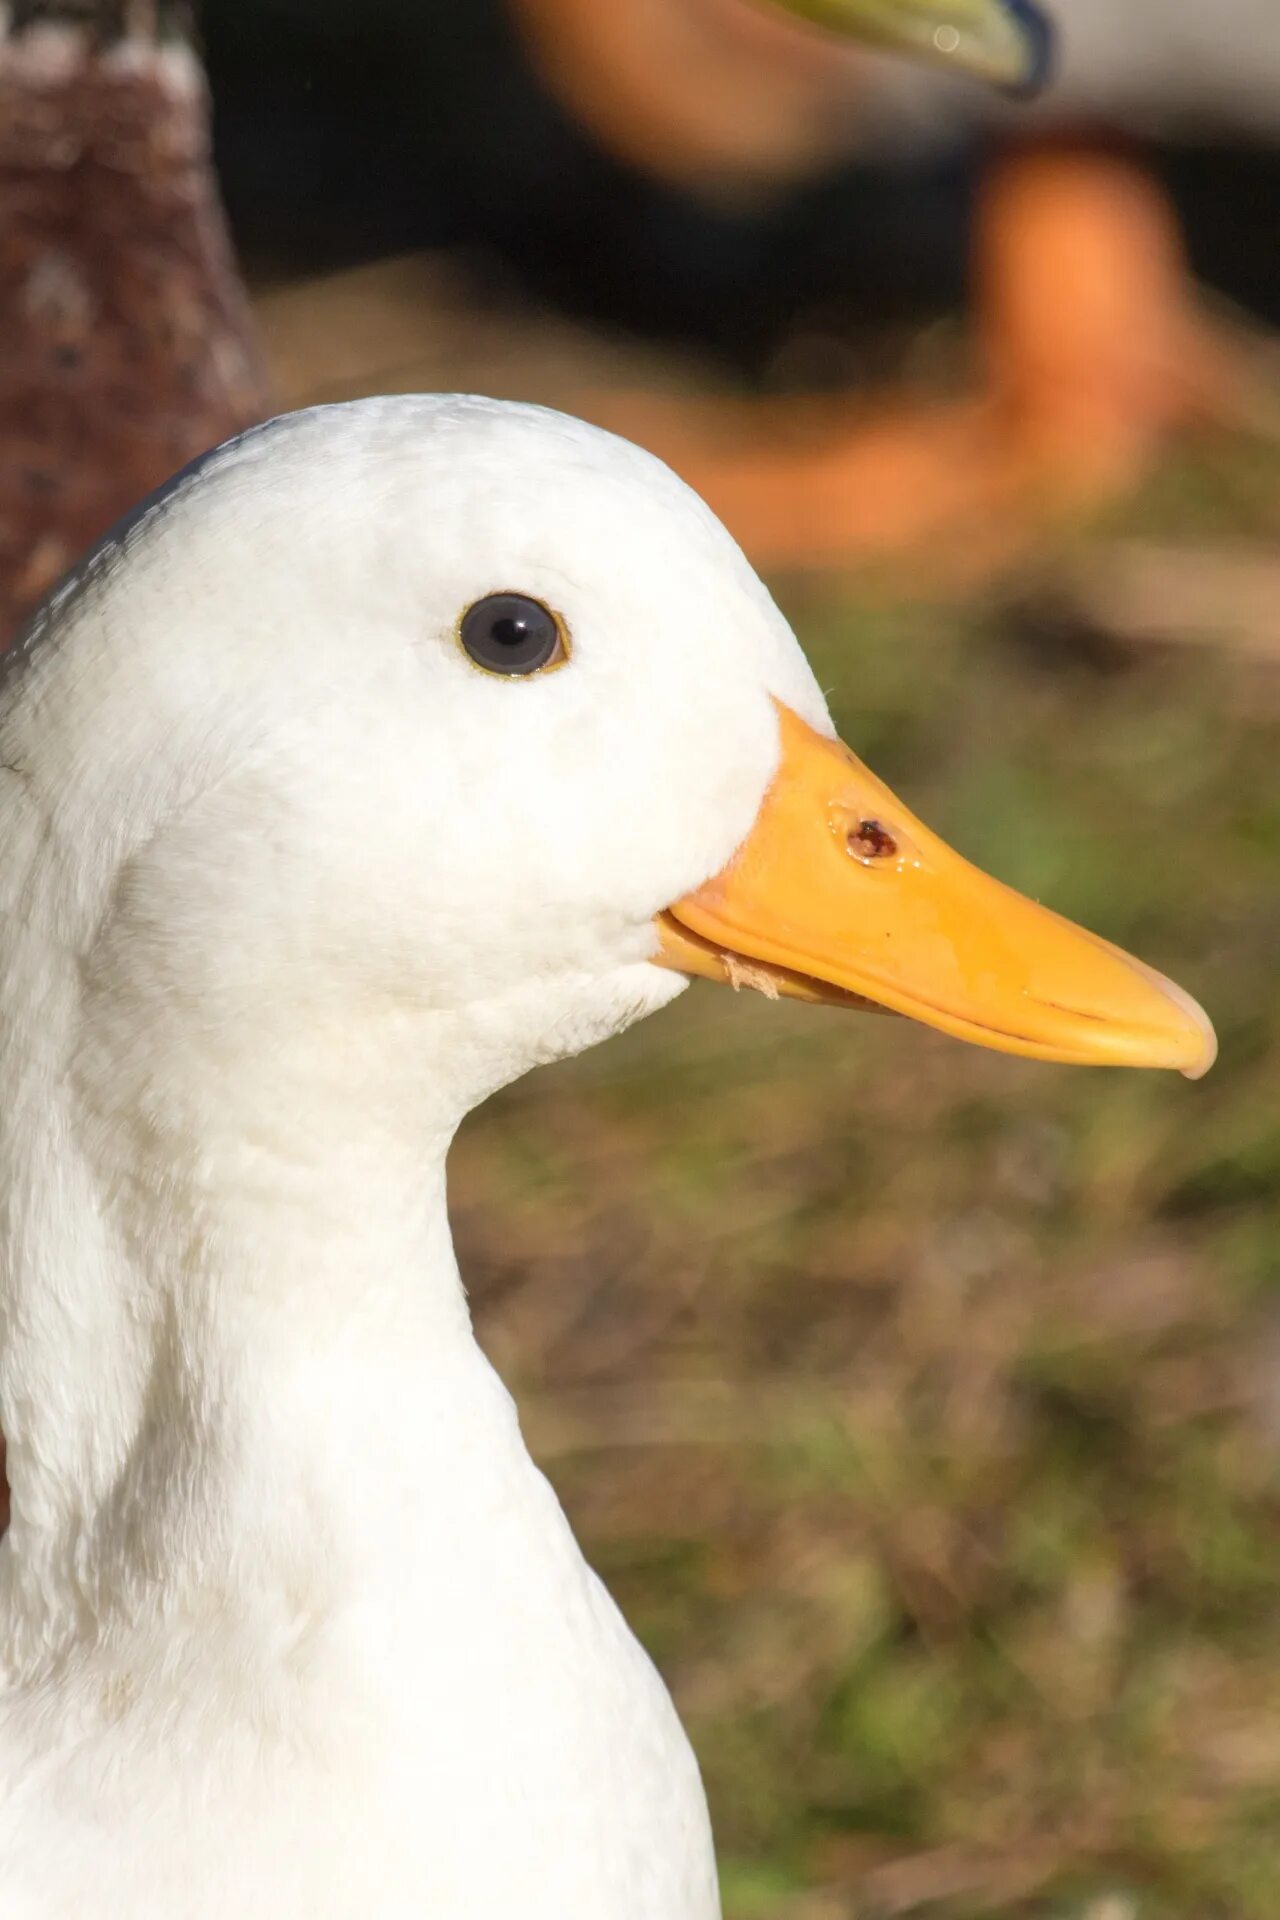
[656,703,1216,1077]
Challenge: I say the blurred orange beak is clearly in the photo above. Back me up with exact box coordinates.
[655,703,1216,1077]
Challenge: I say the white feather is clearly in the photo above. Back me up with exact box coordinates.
[0,397,834,1918]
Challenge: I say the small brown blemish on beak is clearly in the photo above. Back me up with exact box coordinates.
[846,818,898,865]
[656,702,1215,1075]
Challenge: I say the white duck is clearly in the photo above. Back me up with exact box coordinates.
[0,396,1214,1919]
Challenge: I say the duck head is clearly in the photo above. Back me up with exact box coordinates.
[1,394,1210,1145]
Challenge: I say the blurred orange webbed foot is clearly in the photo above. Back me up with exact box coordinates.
[589,143,1276,579]
[974,141,1274,503]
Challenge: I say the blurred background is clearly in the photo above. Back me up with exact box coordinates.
[2,1,1279,1913]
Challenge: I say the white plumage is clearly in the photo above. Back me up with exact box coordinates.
[0,397,829,1920]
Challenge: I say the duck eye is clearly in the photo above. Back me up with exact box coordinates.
[458,593,567,676]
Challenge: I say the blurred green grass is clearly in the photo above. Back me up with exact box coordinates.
[450,456,1280,1918]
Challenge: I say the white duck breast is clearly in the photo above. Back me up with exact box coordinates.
[0,396,1212,1919]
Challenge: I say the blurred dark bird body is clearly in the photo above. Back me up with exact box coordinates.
[207,0,1280,353]
[0,4,265,640]
[206,0,972,368]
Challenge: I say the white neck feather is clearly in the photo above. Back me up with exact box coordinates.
[0,903,500,1678]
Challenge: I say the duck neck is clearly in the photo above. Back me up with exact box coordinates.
[0,993,510,1677]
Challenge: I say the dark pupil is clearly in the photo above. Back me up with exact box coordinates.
[461,593,559,675]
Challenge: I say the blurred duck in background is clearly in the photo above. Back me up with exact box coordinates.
[8,0,1274,623]
[205,0,1279,572]
[0,0,265,641]
[0,0,1056,650]
[508,0,1280,565]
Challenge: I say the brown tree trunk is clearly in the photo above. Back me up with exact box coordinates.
[0,0,268,643]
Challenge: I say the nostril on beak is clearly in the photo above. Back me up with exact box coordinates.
[846,819,898,865]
